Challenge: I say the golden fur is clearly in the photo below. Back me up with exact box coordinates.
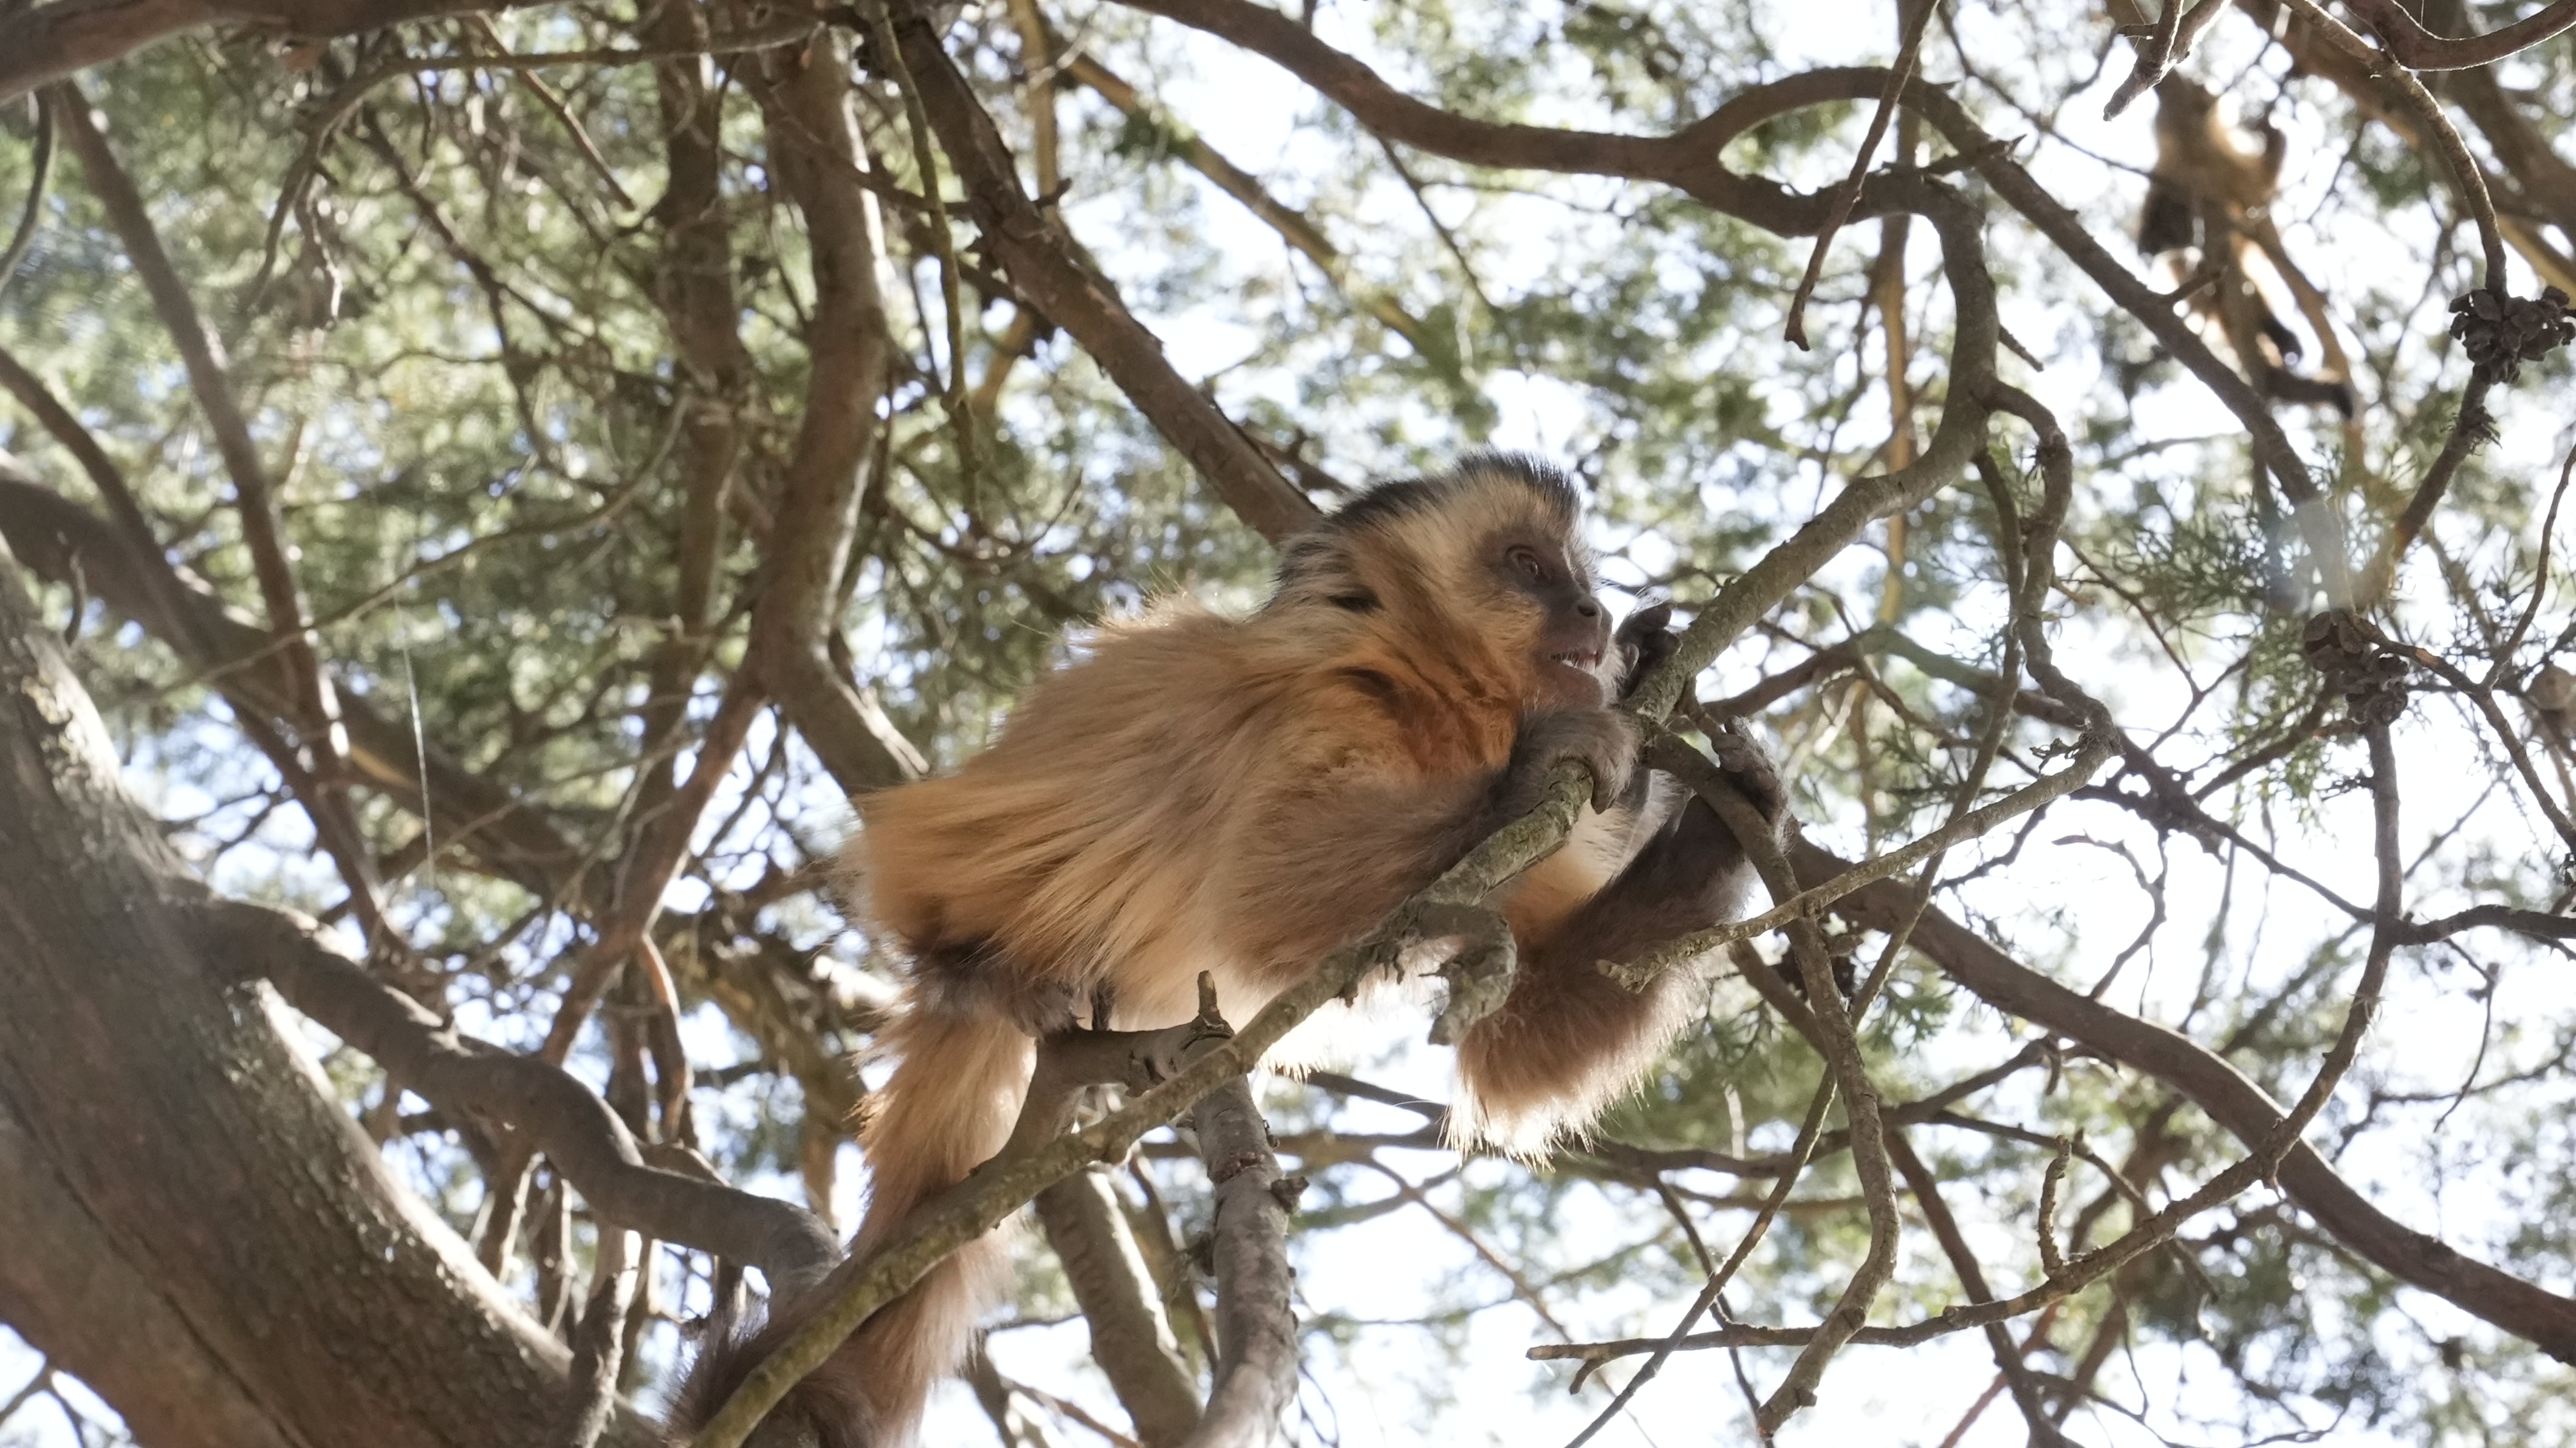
[688,456,1747,1444]
[2140,77,2355,416]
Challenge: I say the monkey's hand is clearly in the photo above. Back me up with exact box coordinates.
[1507,708,1642,815]
[1709,720,1787,828]
[1614,598,1677,700]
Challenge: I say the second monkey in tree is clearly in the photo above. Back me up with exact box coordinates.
[2140,75,2358,417]
[712,454,1784,1446]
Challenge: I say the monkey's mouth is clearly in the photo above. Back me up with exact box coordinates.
[1545,649,1603,681]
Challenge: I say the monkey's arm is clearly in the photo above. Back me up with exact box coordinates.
[1451,733,1785,1146]
[2138,176,2197,258]
[1218,712,1638,991]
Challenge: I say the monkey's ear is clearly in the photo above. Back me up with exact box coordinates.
[1275,533,1365,608]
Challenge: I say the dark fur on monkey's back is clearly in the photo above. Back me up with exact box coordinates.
[1303,451,1578,538]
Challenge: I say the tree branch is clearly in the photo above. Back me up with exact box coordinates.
[2337,0,2576,71]
[0,456,586,900]
[883,0,1319,544]
[208,896,838,1296]
[0,0,545,101]
[1791,838,2576,1360]
[1035,1170,1205,1447]
[742,24,931,798]
[1181,1071,1298,1448]
[1883,1129,2067,1446]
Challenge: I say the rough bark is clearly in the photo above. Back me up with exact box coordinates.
[0,541,658,1446]
[1035,1170,1204,1447]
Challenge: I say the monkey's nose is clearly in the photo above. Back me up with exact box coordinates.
[1574,596,1601,619]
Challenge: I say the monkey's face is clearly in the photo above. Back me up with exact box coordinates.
[1273,457,1613,708]
[1492,529,1612,709]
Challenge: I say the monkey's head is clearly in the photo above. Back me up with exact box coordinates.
[1271,453,1614,709]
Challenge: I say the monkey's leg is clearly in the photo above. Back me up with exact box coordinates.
[1452,786,1772,1144]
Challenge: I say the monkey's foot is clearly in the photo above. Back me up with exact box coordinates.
[1710,721,1787,823]
[1009,989,1236,1156]
[1406,901,1519,1045]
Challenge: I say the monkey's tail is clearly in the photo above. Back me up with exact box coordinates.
[672,1006,1032,1447]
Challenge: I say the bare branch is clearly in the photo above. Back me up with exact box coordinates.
[1035,1170,1204,1447]
[885,0,1320,544]
[1791,839,2576,1357]
[208,896,838,1295]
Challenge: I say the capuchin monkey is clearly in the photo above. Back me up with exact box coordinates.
[2141,75,2358,417]
[673,454,1783,1446]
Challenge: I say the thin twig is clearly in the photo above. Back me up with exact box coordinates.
[1781,0,1936,348]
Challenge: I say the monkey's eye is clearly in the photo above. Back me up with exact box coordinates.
[1506,545,1549,584]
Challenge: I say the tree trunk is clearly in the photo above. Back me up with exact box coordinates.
[0,543,655,1446]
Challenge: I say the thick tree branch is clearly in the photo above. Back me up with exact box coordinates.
[633,0,752,894]
[1182,1071,1298,1448]
[0,1099,303,1448]
[0,545,662,1447]
[208,896,839,1295]
[1036,1170,1204,1447]
[744,26,930,797]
